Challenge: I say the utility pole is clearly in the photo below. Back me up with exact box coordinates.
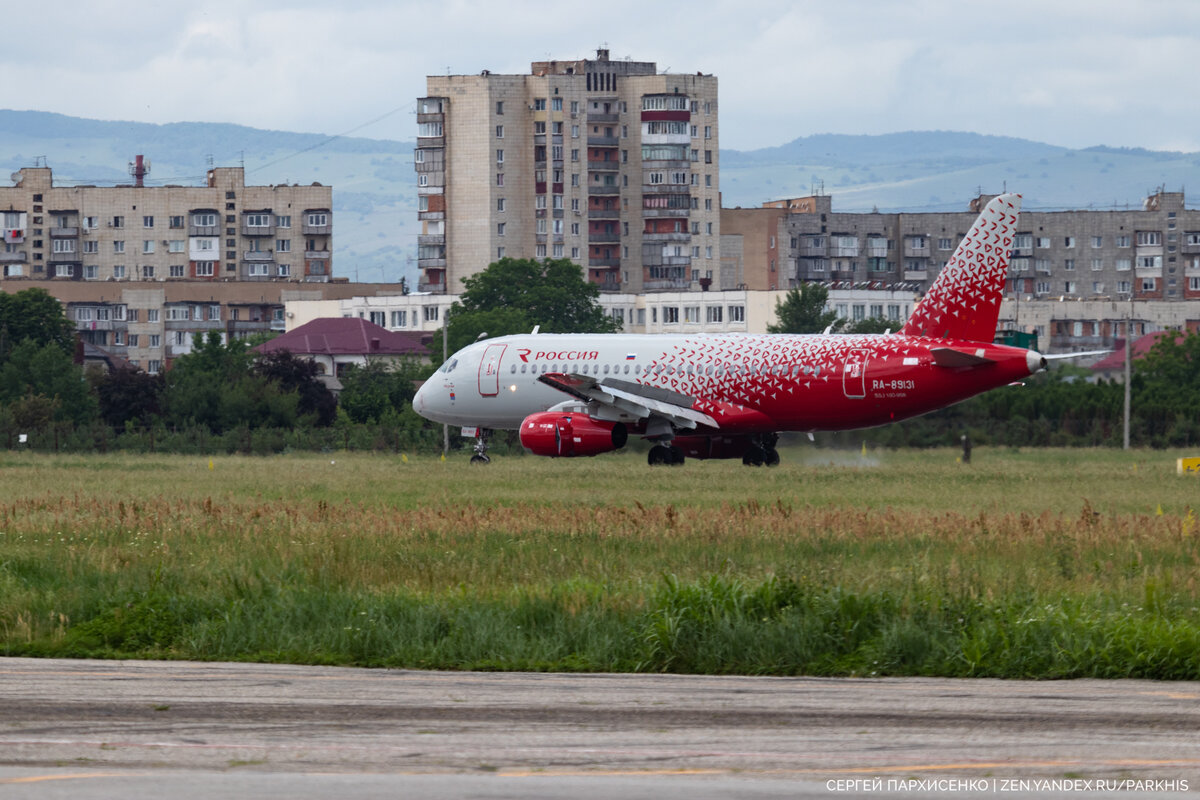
[1123,311,1132,450]
[442,306,450,456]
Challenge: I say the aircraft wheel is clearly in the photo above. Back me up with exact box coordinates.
[668,445,685,466]
[764,447,780,467]
[648,445,671,466]
[470,454,491,465]
[742,445,765,467]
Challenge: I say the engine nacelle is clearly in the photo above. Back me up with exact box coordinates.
[672,434,752,461]
[519,412,628,457]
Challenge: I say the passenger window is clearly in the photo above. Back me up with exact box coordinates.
[521,364,527,373]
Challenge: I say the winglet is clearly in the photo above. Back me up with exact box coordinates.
[902,193,1022,342]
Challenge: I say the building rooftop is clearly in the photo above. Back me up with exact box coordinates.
[256,317,430,358]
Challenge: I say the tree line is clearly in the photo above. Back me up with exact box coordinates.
[4,266,1200,454]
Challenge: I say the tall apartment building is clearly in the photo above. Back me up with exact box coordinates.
[0,164,332,284]
[415,49,720,295]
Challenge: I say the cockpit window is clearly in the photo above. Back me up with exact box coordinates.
[438,358,459,374]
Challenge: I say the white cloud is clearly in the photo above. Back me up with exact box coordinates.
[1,0,1198,151]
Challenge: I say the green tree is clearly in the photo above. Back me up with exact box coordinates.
[443,257,621,353]
[94,367,164,430]
[338,358,431,424]
[252,350,337,427]
[0,339,98,425]
[766,284,840,334]
[0,288,76,361]
[162,332,297,433]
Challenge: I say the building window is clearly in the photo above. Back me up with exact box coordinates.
[391,310,407,327]
[369,311,385,326]
[142,265,155,278]
[196,261,215,277]
[497,222,506,236]
[424,306,439,322]
[246,213,271,227]
[169,264,185,277]
[193,213,216,227]
[1092,236,1103,248]
[113,241,125,253]
[143,240,155,254]
[663,306,679,324]
[277,263,291,278]
[111,216,124,228]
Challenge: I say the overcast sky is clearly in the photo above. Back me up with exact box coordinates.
[4,0,1199,152]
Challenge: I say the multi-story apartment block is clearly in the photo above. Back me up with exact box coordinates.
[724,189,1200,354]
[0,164,332,284]
[415,49,720,295]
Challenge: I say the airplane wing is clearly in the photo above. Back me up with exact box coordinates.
[538,373,717,430]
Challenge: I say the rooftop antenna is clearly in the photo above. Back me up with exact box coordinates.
[128,154,150,187]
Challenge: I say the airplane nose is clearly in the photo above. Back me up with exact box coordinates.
[413,381,428,414]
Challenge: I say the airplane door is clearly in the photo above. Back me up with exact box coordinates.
[842,348,868,399]
[477,343,507,397]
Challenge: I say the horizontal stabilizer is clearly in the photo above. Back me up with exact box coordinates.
[931,347,995,368]
[1043,349,1111,361]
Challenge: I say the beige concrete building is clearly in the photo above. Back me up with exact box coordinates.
[415,49,720,296]
[0,164,332,284]
[729,189,1200,353]
[1,280,410,374]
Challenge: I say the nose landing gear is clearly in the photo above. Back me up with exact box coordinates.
[469,428,492,464]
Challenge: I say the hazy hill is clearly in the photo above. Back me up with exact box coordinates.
[3,112,1200,286]
[719,131,1200,213]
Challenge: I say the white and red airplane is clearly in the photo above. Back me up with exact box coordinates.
[413,193,1048,465]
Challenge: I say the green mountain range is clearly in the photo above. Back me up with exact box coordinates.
[2,111,1197,286]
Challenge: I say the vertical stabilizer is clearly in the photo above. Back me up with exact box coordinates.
[901,193,1022,341]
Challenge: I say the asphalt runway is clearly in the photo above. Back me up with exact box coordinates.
[1,657,1197,799]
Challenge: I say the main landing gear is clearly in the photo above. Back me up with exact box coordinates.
[647,442,685,466]
[470,428,492,464]
[742,433,780,467]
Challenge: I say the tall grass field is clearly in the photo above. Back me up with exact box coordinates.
[2,446,1199,678]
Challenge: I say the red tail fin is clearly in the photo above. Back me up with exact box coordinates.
[901,193,1021,342]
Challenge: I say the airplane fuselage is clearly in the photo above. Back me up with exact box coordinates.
[413,332,1042,435]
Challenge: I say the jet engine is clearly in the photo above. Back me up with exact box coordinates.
[519,412,628,457]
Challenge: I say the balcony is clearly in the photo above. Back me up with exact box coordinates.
[643,232,690,243]
[587,113,619,123]
[587,136,619,147]
[588,160,620,171]
[305,249,332,260]
[589,257,620,267]
[242,223,276,237]
[903,270,928,282]
[303,222,332,236]
[418,281,446,293]
[75,318,114,331]
[418,258,447,269]
[641,208,690,219]
[799,243,827,257]
[587,232,620,243]
[645,279,692,291]
[588,185,620,195]
[417,234,445,246]
[904,243,931,258]
[50,226,79,238]
[243,250,274,261]
[189,224,219,237]
[48,251,79,263]
[0,250,27,264]
[588,208,620,220]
